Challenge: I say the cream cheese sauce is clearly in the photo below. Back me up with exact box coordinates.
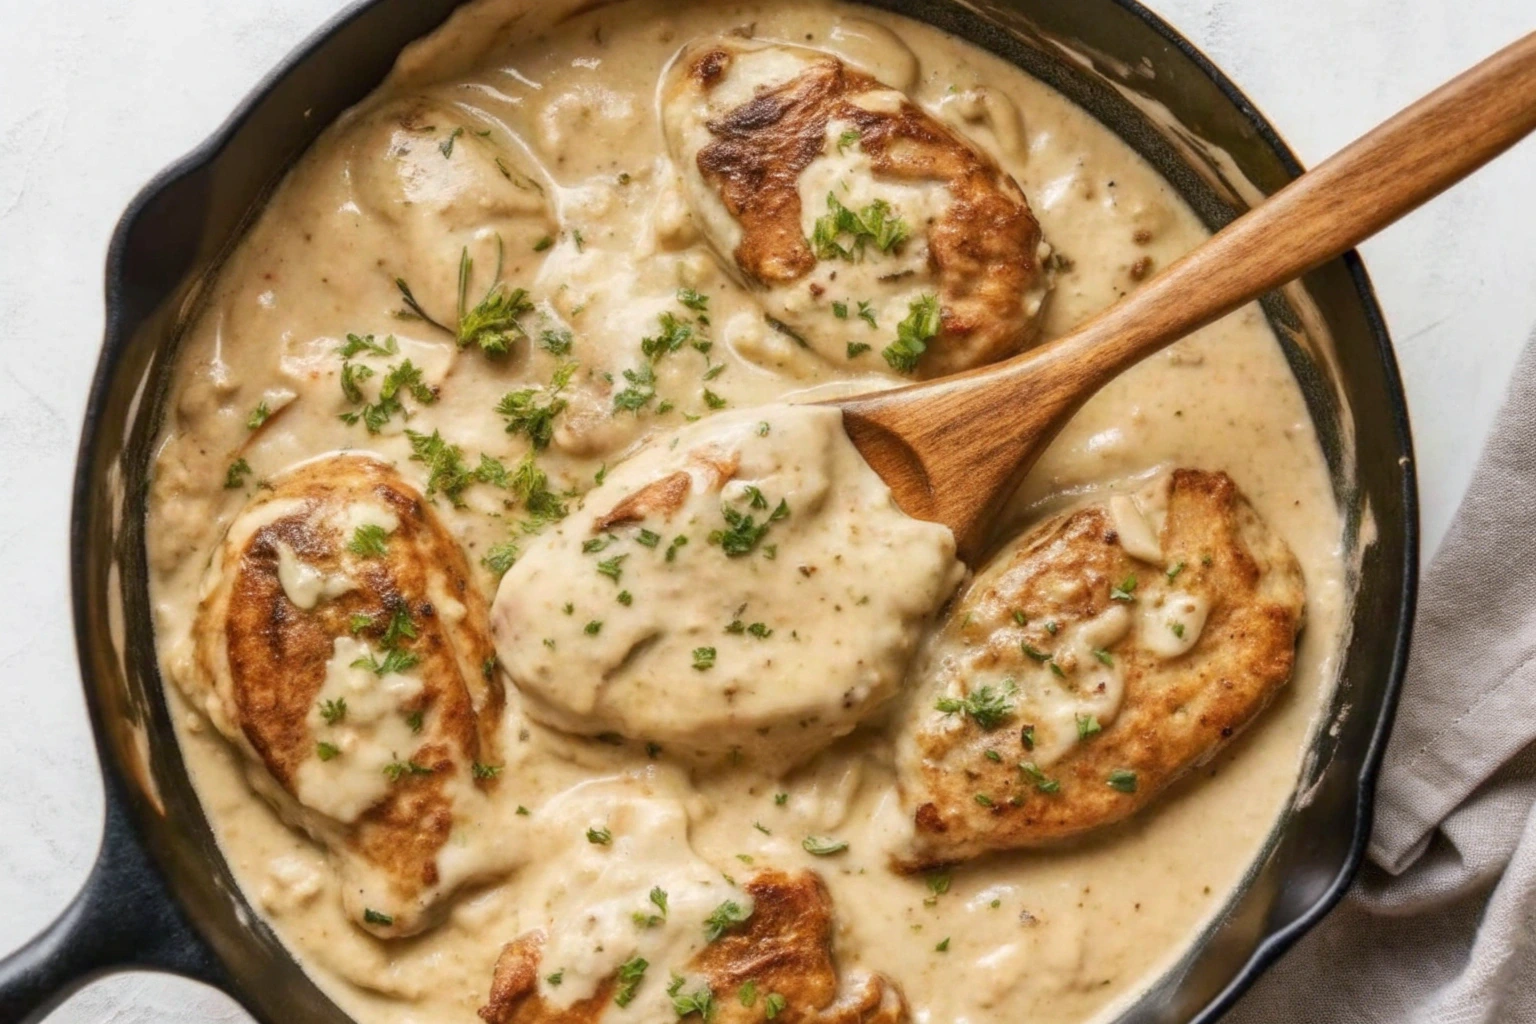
[144,2,1347,1021]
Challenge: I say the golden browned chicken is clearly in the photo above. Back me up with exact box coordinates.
[191,453,518,935]
[892,469,1305,869]
[661,37,1051,378]
[480,869,905,1023]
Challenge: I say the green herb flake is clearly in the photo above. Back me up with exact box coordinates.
[1166,560,1186,581]
[348,524,389,558]
[847,341,872,359]
[1093,648,1115,666]
[615,955,649,1007]
[935,937,951,952]
[883,293,941,374]
[1076,713,1102,740]
[692,646,717,671]
[1108,769,1138,793]
[1110,574,1139,602]
[246,401,272,430]
[319,699,347,725]
[225,458,252,489]
[765,993,788,1019]
[1019,760,1061,794]
[363,908,394,926]
[584,620,603,636]
[496,362,577,448]
[586,825,613,845]
[316,741,340,762]
[703,899,751,942]
[934,682,1016,730]
[739,980,758,1007]
[802,835,848,856]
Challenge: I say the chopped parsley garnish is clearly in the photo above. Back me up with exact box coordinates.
[974,793,994,807]
[1021,724,1036,750]
[319,698,347,725]
[811,193,909,260]
[406,711,424,733]
[405,429,473,505]
[650,886,669,917]
[533,235,554,252]
[572,229,586,252]
[483,540,520,576]
[708,496,789,557]
[615,956,649,1007]
[613,362,657,412]
[337,333,398,359]
[702,388,727,410]
[349,613,374,634]
[739,980,758,1007]
[934,682,1016,730]
[224,458,252,489]
[348,524,389,557]
[832,300,849,319]
[1075,713,1102,740]
[765,992,788,1019]
[847,341,871,358]
[747,622,772,639]
[925,872,952,906]
[472,762,503,780]
[637,528,661,548]
[703,899,750,942]
[857,300,878,329]
[1045,620,1060,635]
[586,825,613,844]
[665,535,689,562]
[363,909,394,926]
[1093,648,1115,666]
[383,759,432,781]
[439,126,463,157]
[455,241,534,354]
[539,327,573,356]
[1166,561,1186,581]
[802,835,848,856]
[1170,621,1186,639]
[352,647,420,677]
[883,293,941,374]
[837,128,861,152]
[496,361,577,448]
[246,401,271,430]
[597,554,628,582]
[1107,769,1138,793]
[1110,574,1139,602]
[584,537,613,555]
[316,741,340,761]
[1019,761,1061,794]
[774,792,789,806]
[753,821,772,835]
[584,620,603,635]
[692,646,717,671]
[984,749,1002,762]
[340,359,436,434]
[641,311,693,362]
[1022,643,1051,662]
[935,937,951,952]
[546,968,564,986]
[617,590,633,606]
[678,287,710,312]
[508,454,569,527]
[671,982,715,1020]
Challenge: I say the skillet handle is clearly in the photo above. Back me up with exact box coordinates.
[0,772,229,1022]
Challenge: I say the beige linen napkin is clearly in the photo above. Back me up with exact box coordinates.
[1227,332,1536,1023]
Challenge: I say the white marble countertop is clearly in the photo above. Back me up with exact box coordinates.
[1,1,1532,1020]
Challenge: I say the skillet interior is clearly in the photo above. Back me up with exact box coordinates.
[68,0,1416,1021]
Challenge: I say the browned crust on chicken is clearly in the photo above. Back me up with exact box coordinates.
[684,44,1046,377]
[594,449,740,530]
[895,470,1305,868]
[479,870,906,1023]
[195,454,503,925]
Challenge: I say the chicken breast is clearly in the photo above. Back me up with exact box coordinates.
[661,37,1050,378]
[480,869,905,1023]
[892,469,1305,869]
[490,405,961,768]
[190,453,520,935]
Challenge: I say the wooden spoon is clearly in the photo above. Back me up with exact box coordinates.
[830,31,1536,563]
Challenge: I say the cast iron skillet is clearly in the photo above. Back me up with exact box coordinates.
[2,0,1418,1020]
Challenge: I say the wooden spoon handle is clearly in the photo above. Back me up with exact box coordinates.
[1065,28,1536,381]
[839,30,1536,561]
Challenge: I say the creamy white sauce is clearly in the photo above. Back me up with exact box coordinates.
[144,2,1348,1021]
